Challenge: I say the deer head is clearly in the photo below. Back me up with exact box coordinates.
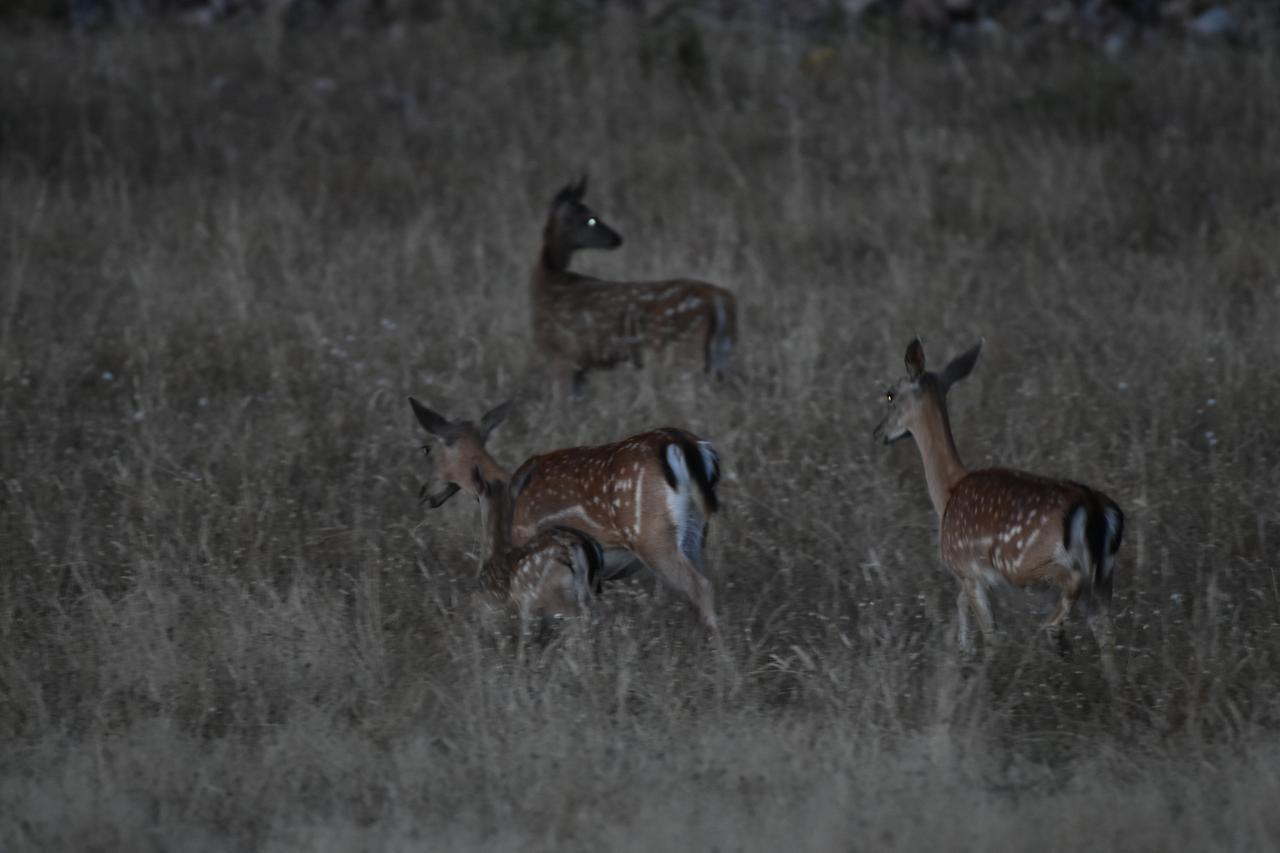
[874,338,982,445]
[545,174,623,257]
[409,397,511,507]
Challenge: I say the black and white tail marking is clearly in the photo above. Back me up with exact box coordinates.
[660,438,722,569]
[1064,489,1125,606]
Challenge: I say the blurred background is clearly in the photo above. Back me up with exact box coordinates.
[2,2,1279,850]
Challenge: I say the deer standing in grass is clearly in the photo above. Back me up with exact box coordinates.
[474,469,604,624]
[531,176,737,395]
[874,339,1124,667]
[410,397,723,630]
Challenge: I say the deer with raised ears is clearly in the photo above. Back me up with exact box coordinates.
[873,339,1124,666]
[531,176,738,395]
[409,397,723,631]
[471,467,602,622]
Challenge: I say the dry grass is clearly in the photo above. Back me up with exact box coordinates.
[3,10,1280,850]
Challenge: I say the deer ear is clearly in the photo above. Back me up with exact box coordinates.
[470,465,487,496]
[573,173,588,200]
[409,397,457,440]
[939,339,982,393]
[555,178,586,207]
[510,463,536,501]
[479,400,511,442]
[904,338,926,380]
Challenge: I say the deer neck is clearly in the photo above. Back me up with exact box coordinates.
[912,398,967,520]
[539,227,574,275]
[477,482,515,586]
[475,454,510,489]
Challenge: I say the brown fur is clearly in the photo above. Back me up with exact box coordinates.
[474,475,596,622]
[874,339,1123,668]
[509,428,716,550]
[531,179,737,391]
[410,398,723,630]
[941,469,1097,586]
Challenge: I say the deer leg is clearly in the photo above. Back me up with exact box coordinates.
[1091,610,1118,686]
[634,540,718,632]
[623,306,646,369]
[706,329,734,379]
[1040,563,1083,657]
[1045,594,1074,657]
[1086,579,1118,684]
[967,579,995,646]
[1021,559,1080,657]
[956,586,974,653]
[703,301,734,379]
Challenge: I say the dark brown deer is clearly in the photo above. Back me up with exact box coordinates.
[410,397,723,630]
[874,339,1124,673]
[531,176,737,395]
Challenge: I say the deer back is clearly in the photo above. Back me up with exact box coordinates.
[531,266,735,369]
[509,428,720,550]
[941,468,1120,589]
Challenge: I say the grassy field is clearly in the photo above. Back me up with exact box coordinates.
[3,8,1280,850]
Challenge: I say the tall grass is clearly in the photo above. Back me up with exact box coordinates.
[2,10,1279,850]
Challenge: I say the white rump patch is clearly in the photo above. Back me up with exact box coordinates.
[665,443,690,487]
[697,440,719,484]
[1065,505,1089,573]
[664,445,690,527]
[664,443,705,568]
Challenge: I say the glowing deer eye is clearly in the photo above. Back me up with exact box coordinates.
[587,217,597,227]
[885,392,894,403]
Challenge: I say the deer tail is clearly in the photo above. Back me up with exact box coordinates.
[660,437,721,570]
[660,436,720,513]
[706,289,737,376]
[1064,491,1124,608]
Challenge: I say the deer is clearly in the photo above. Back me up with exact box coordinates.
[409,396,723,631]
[470,465,602,624]
[873,338,1124,670]
[531,176,737,396]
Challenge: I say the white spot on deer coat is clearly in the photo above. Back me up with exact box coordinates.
[632,476,644,538]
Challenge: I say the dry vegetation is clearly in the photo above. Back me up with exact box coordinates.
[3,8,1280,850]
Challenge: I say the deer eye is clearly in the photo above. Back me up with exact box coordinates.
[587,217,597,227]
[885,391,894,403]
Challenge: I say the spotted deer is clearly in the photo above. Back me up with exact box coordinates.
[470,466,602,623]
[874,339,1124,665]
[410,397,723,630]
[531,176,737,395]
